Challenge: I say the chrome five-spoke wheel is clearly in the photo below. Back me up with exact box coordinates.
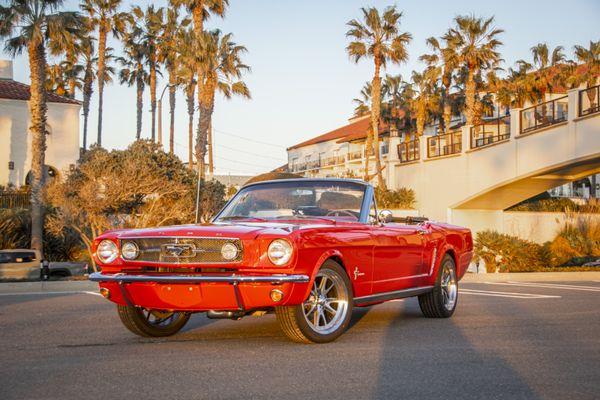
[302,268,350,335]
[441,263,457,311]
[276,260,354,343]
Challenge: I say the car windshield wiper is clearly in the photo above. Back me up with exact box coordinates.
[218,216,268,222]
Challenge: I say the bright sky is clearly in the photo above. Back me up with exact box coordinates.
[3,0,599,176]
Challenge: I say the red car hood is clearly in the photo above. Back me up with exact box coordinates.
[103,220,339,241]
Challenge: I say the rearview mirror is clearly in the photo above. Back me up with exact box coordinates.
[378,209,393,224]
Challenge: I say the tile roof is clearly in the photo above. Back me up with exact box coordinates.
[0,79,81,105]
[287,116,371,150]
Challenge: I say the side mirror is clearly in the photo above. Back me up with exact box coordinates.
[378,209,393,224]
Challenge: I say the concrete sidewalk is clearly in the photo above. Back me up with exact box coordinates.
[462,271,600,282]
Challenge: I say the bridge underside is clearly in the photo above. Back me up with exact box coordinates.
[453,154,600,211]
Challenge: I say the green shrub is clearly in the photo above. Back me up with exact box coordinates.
[473,230,550,272]
[375,187,416,209]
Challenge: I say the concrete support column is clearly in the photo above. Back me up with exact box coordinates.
[461,126,472,152]
[387,135,401,189]
[567,88,579,122]
[510,109,522,139]
[420,135,428,160]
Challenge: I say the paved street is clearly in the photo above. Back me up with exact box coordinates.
[1,276,599,400]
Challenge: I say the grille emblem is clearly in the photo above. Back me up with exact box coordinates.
[162,243,196,259]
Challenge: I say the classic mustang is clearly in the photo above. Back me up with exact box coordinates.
[90,178,473,343]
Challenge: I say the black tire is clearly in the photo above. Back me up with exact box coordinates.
[276,260,353,343]
[418,254,458,318]
[117,305,191,338]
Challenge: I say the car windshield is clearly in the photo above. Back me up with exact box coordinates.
[215,181,366,222]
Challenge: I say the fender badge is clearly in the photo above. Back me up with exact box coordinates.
[353,267,365,280]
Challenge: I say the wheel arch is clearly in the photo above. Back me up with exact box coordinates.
[302,250,352,300]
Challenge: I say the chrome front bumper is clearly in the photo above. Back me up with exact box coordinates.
[88,272,310,284]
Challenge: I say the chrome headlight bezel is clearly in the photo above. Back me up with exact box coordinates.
[221,242,239,261]
[121,241,139,260]
[267,239,293,266]
[97,240,118,264]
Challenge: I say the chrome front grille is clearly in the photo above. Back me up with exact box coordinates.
[120,237,243,264]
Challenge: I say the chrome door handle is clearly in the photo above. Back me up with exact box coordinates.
[417,228,428,235]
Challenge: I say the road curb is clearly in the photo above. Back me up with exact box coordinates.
[0,280,97,294]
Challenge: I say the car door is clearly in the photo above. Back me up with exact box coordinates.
[370,223,426,293]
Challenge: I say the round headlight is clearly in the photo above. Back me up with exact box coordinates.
[97,240,118,264]
[221,242,239,261]
[267,239,293,266]
[121,241,139,260]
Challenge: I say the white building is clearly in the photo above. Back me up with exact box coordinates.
[0,60,81,187]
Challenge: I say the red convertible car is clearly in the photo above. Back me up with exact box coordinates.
[90,178,473,343]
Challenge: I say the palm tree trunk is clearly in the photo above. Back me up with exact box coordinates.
[28,42,48,256]
[208,120,214,176]
[197,91,213,180]
[370,59,386,190]
[465,68,475,126]
[136,75,143,140]
[149,57,157,142]
[416,102,425,137]
[168,69,176,154]
[186,82,195,169]
[97,23,107,147]
[82,71,92,151]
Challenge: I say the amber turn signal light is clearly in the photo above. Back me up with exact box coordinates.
[270,289,284,302]
[99,287,110,299]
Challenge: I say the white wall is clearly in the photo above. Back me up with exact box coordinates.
[0,98,80,187]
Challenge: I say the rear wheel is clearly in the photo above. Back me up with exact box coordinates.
[418,254,458,318]
[117,305,190,337]
[276,260,353,343]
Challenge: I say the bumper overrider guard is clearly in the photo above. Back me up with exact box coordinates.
[89,272,310,311]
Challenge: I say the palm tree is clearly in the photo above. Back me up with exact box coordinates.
[352,81,372,117]
[0,0,81,256]
[410,70,438,137]
[443,15,503,126]
[171,0,229,175]
[420,36,458,133]
[196,30,251,179]
[81,0,127,147]
[159,9,187,154]
[572,41,600,107]
[346,5,412,189]
[117,24,148,140]
[517,43,567,103]
[47,20,83,99]
[176,28,198,169]
[132,5,164,143]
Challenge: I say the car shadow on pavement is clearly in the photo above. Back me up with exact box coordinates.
[372,297,540,399]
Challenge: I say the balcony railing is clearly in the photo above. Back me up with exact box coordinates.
[348,150,362,161]
[579,84,600,117]
[471,115,511,148]
[398,139,419,163]
[520,96,568,134]
[427,131,462,158]
[320,156,346,167]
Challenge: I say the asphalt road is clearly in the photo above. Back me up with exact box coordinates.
[1,278,599,400]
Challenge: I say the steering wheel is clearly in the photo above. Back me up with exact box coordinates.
[325,209,356,218]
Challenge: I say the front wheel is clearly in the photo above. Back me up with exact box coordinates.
[117,305,191,337]
[276,260,353,343]
[418,254,458,318]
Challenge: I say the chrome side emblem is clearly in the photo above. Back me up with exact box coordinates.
[162,243,196,258]
[353,267,365,280]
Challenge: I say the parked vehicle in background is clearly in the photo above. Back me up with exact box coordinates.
[0,249,87,280]
[90,178,473,343]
